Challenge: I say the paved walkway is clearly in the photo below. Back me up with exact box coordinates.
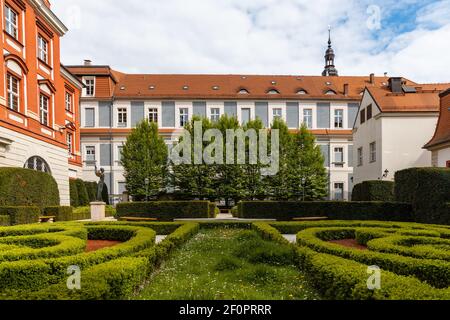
[282,234,297,244]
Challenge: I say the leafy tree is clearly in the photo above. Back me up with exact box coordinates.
[170,116,216,200]
[266,118,293,200]
[287,124,328,200]
[75,179,90,206]
[121,120,168,201]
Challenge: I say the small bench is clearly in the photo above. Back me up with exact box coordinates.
[292,217,329,221]
[119,217,158,222]
[39,216,56,223]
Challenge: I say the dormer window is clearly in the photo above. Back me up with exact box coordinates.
[120,86,126,90]
[238,88,249,94]
[182,85,189,90]
[83,77,95,97]
[267,89,280,95]
[212,86,220,90]
[325,90,337,95]
[297,89,308,95]
[149,85,155,90]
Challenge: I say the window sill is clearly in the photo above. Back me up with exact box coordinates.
[4,31,24,49]
[37,58,53,71]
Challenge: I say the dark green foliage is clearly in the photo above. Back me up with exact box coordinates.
[122,120,168,201]
[237,201,413,221]
[75,179,89,207]
[0,168,59,208]
[0,215,10,226]
[116,201,212,221]
[214,256,241,271]
[352,181,395,201]
[395,168,450,225]
[69,179,79,207]
[84,181,98,202]
[0,206,40,225]
[43,206,74,222]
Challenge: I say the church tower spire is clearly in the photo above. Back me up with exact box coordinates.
[322,26,339,76]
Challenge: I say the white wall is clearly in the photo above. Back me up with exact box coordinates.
[437,147,450,167]
[0,126,70,205]
[381,115,437,179]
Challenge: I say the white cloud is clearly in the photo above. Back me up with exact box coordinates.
[52,0,450,83]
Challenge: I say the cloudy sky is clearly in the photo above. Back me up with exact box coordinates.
[52,0,450,83]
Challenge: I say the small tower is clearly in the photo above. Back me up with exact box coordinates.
[322,26,339,77]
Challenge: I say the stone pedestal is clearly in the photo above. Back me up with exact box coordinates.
[90,202,106,222]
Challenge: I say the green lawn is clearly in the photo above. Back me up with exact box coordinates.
[136,228,320,300]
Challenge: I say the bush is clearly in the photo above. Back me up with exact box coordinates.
[209,203,219,218]
[0,216,10,226]
[84,181,98,202]
[352,181,395,201]
[75,179,89,207]
[0,168,59,208]
[0,206,40,225]
[69,179,79,207]
[237,201,413,222]
[43,206,74,222]
[116,201,212,221]
[395,168,450,225]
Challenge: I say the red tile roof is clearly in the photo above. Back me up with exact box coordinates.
[424,89,450,149]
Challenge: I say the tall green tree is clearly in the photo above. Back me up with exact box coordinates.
[266,118,293,200]
[170,116,216,200]
[121,120,168,201]
[287,124,328,200]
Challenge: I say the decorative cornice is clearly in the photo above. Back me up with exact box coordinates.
[28,0,68,36]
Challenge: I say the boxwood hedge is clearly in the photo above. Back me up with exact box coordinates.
[0,207,40,225]
[352,181,395,201]
[237,201,413,222]
[0,168,59,208]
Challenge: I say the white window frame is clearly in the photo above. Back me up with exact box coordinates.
[117,145,124,164]
[272,108,282,120]
[303,108,313,129]
[357,147,363,167]
[6,73,19,112]
[65,92,72,112]
[210,108,220,122]
[179,108,189,127]
[85,146,96,165]
[148,108,158,124]
[39,94,49,126]
[117,108,128,127]
[4,5,18,39]
[333,147,344,168]
[334,109,344,128]
[37,35,48,63]
[83,77,95,97]
[370,142,377,163]
[67,132,73,155]
[334,182,345,201]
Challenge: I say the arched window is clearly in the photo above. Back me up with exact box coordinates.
[267,89,280,95]
[325,90,337,95]
[297,89,308,95]
[238,88,249,94]
[24,156,51,174]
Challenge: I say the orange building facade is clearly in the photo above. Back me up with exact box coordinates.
[0,0,82,205]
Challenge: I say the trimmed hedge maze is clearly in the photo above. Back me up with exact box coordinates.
[1,220,449,300]
[258,221,450,300]
[0,221,199,300]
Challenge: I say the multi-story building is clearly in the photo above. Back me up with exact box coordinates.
[353,78,449,184]
[424,88,450,168]
[67,36,396,202]
[0,0,82,205]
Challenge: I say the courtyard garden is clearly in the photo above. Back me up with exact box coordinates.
[0,219,449,300]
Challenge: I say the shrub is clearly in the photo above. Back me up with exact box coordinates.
[0,216,10,226]
[237,201,413,222]
[395,168,450,225]
[116,201,212,221]
[0,206,40,225]
[209,203,219,218]
[75,179,89,207]
[352,181,395,201]
[84,181,98,202]
[69,179,79,208]
[0,168,59,208]
[43,206,74,222]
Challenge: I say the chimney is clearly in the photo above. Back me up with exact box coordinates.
[84,59,92,66]
[370,73,375,85]
[343,83,349,96]
[388,77,403,94]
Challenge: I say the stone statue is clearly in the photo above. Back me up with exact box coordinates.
[94,165,105,202]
